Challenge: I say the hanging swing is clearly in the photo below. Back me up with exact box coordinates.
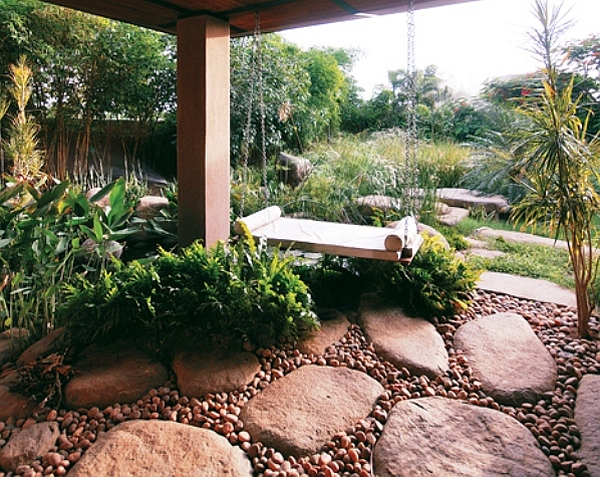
[234,3,422,264]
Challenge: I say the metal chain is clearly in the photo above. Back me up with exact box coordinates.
[239,35,255,218]
[255,12,269,206]
[405,0,419,217]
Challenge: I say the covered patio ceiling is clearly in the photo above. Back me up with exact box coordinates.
[43,0,476,36]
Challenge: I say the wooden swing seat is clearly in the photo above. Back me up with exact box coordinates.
[234,206,423,264]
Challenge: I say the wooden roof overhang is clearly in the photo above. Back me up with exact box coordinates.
[42,0,476,36]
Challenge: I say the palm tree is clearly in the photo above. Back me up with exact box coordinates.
[512,0,600,339]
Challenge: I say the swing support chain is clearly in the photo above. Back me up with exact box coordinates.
[404,0,419,218]
[239,12,270,217]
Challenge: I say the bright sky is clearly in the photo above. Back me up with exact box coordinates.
[281,0,600,99]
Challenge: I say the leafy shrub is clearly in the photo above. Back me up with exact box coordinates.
[60,235,319,352]
[382,236,480,319]
[298,236,480,321]
[0,176,141,338]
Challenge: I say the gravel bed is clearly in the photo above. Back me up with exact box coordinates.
[0,289,598,477]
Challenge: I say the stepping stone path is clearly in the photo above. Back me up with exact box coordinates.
[574,375,600,477]
[172,348,260,399]
[454,313,557,406]
[239,365,383,457]
[478,272,577,308]
[374,396,554,477]
[358,293,448,379]
[437,187,510,215]
[68,420,252,477]
[476,226,569,250]
[64,342,169,409]
[296,311,350,356]
[0,422,59,472]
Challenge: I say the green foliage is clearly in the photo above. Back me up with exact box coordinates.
[295,234,480,321]
[383,236,481,319]
[0,176,142,338]
[510,0,600,339]
[4,57,43,178]
[233,132,470,224]
[230,36,356,164]
[0,1,176,178]
[60,237,319,352]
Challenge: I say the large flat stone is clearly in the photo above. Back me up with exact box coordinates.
[437,188,509,215]
[64,342,169,409]
[172,348,260,399]
[68,420,252,477]
[358,294,448,379]
[478,271,576,307]
[239,365,383,458]
[0,422,60,472]
[574,375,600,477]
[454,313,557,406]
[296,311,350,356]
[374,397,554,477]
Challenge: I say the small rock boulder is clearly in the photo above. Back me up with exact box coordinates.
[574,375,600,477]
[135,196,170,221]
[454,313,557,406]
[276,152,312,188]
[240,365,383,457]
[68,420,252,477]
[358,294,449,379]
[0,422,60,472]
[414,223,450,250]
[85,188,111,208]
[172,348,260,399]
[64,342,169,409]
[374,397,554,477]
[296,311,350,356]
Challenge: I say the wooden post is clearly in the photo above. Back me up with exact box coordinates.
[177,15,230,248]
